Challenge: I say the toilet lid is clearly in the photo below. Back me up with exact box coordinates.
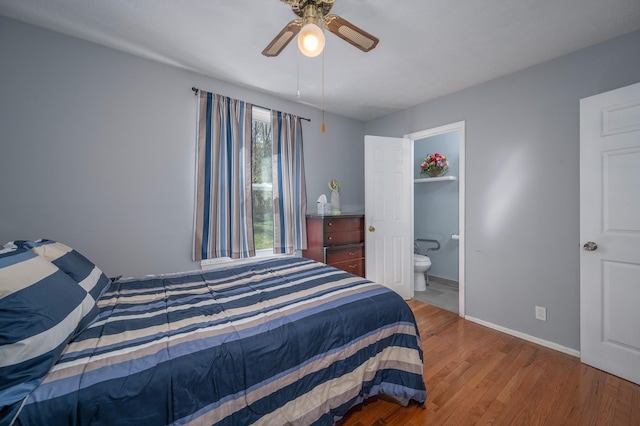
[414,254,431,263]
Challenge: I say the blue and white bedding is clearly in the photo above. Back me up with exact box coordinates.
[1,242,426,425]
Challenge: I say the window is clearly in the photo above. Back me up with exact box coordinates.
[251,107,273,254]
[194,92,305,262]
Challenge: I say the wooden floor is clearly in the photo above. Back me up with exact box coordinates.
[339,300,640,426]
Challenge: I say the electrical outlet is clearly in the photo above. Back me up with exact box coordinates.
[535,306,547,321]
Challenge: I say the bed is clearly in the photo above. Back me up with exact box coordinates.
[1,239,426,425]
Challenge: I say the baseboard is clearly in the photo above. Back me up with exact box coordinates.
[464,315,580,358]
[428,275,458,288]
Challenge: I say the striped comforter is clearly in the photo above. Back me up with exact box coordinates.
[14,256,426,425]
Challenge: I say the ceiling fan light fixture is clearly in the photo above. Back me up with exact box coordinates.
[263,1,378,58]
[298,22,325,57]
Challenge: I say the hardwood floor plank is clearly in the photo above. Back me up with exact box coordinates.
[612,380,632,425]
[518,354,571,424]
[543,362,588,423]
[474,344,538,424]
[593,375,621,425]
[338,300,640,426]
[570,364,608,425]
[631,383,640,425]
[436,354,509,425]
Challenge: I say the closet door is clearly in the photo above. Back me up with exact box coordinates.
[580,81,640,385]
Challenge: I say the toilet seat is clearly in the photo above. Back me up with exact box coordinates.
[414,254,431,266]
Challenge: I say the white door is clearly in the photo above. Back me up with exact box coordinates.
[580,81,640,385]
[364,135,413,299]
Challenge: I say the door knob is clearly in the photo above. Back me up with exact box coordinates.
[583,241,598,251]
[368,226,375,232]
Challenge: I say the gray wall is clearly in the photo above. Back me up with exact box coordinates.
[0,16,365,277]
[414,131,460,281]
[366,29,640,351]
[3,13,640,352]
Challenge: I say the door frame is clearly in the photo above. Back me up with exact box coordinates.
[405,121,466,317]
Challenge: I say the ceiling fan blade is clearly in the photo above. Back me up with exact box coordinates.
[324,14,379,52]
[262,19,303,57]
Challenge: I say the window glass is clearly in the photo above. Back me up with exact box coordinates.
[251,107,273,252]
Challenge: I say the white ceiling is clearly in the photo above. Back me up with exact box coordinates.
[1,0,640,122]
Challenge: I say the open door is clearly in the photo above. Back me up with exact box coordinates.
[364,135,413,299]
[580,82,640,385]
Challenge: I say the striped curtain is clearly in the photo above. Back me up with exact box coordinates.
[193,91,255,260]
[272,111,307,254]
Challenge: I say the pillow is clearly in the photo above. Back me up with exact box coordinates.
[21,239,111,302]
[0,241,18,255]
[19,239,112,334]
[0,246,92,414]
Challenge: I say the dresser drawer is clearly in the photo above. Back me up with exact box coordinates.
[329,258,365,278]
[326,244,364,264]
[325,230,363,245]
[323,217,363,233]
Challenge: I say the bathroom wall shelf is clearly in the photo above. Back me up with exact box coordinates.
[414,176,458,183]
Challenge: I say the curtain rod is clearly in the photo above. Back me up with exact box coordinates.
[191,87,311,122]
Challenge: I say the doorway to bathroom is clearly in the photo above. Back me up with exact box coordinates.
[406,122,465,315]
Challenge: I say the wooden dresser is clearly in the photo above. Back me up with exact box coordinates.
[303,213,365,277]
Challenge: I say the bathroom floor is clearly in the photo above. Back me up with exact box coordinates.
[413,279,459,314]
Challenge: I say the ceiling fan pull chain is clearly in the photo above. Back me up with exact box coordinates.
[322,49,326,133]
[296,50,301,99]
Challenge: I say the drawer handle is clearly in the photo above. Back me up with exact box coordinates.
[348,264,357,269]
[348,252,355,256]
[327,222,333,227]
[328,236,332,241]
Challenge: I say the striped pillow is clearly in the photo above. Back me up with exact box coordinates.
[0,246,92,413]
[22,240,111,301]
[20,239,112,333]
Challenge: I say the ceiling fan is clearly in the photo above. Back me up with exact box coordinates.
[262,0,379,58]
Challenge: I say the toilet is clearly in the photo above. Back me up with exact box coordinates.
[414,254,432,292]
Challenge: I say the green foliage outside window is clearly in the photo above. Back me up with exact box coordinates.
[251,116,274,251]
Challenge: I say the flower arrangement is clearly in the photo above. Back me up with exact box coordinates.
[420,152,449,177]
